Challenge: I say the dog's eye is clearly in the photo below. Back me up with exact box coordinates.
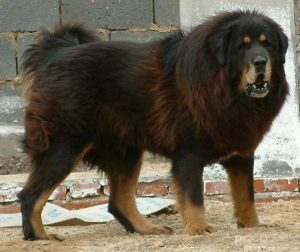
[261,40,272,48]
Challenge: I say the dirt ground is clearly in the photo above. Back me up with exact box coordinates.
[0,154,96,175]
[0,155,27,175]
[0,154,169,175]
[0,199,299,252]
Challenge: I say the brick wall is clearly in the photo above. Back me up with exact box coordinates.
[0,173,299,213]
[0,0,179,125]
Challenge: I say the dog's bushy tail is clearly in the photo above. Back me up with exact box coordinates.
[21,22,100,99]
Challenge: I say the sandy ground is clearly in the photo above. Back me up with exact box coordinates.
[0,154,170,175]
[0,199,299,252]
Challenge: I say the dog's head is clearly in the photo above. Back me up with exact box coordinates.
[209,11,288,98]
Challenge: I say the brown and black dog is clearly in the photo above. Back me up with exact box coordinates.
[18,10,289,240]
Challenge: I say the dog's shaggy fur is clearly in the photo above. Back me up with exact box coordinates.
[18,10,288,240]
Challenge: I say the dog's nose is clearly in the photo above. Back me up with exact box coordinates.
[252,56,267,68]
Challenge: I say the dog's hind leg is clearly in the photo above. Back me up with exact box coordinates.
[18,137,91,241]
[106,148,173,235]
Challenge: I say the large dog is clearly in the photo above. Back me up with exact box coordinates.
[18,10,289,240]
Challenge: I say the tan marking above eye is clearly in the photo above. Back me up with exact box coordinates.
[243,35,251,44]
[259,34,267,42]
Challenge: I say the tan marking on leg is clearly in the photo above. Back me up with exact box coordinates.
[226,168,259,228]
[172,179,215,235]
[30,144,92,240]
[171,178,183,213]
[73,144,93,167]
[183,199,215,235]
[31,187,63,240]
[109,156,173,235]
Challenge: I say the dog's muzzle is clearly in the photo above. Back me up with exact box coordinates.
[246,55,270,98]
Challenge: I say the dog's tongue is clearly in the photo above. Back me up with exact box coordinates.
[255,74,265,86]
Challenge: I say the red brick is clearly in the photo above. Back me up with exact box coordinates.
[137,181,169,197]
[204,180,229,195]
[69,182,102,199]
[60,196,109,210]
[72,181,171,198]
[266,178,299,192]
[0,203,20,214]
[254,179,266,193]
[49,185,67,201]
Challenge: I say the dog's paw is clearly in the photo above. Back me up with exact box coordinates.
[185,223,216,235]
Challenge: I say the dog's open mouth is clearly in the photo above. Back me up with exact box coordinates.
[246,75,270,98]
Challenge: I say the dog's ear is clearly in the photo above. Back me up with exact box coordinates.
[276,28,288,64]
[209,27,231,65]
[177,25,231,84]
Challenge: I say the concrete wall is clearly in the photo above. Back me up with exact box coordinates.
[295,0,300,99]
[0,0,179,156]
